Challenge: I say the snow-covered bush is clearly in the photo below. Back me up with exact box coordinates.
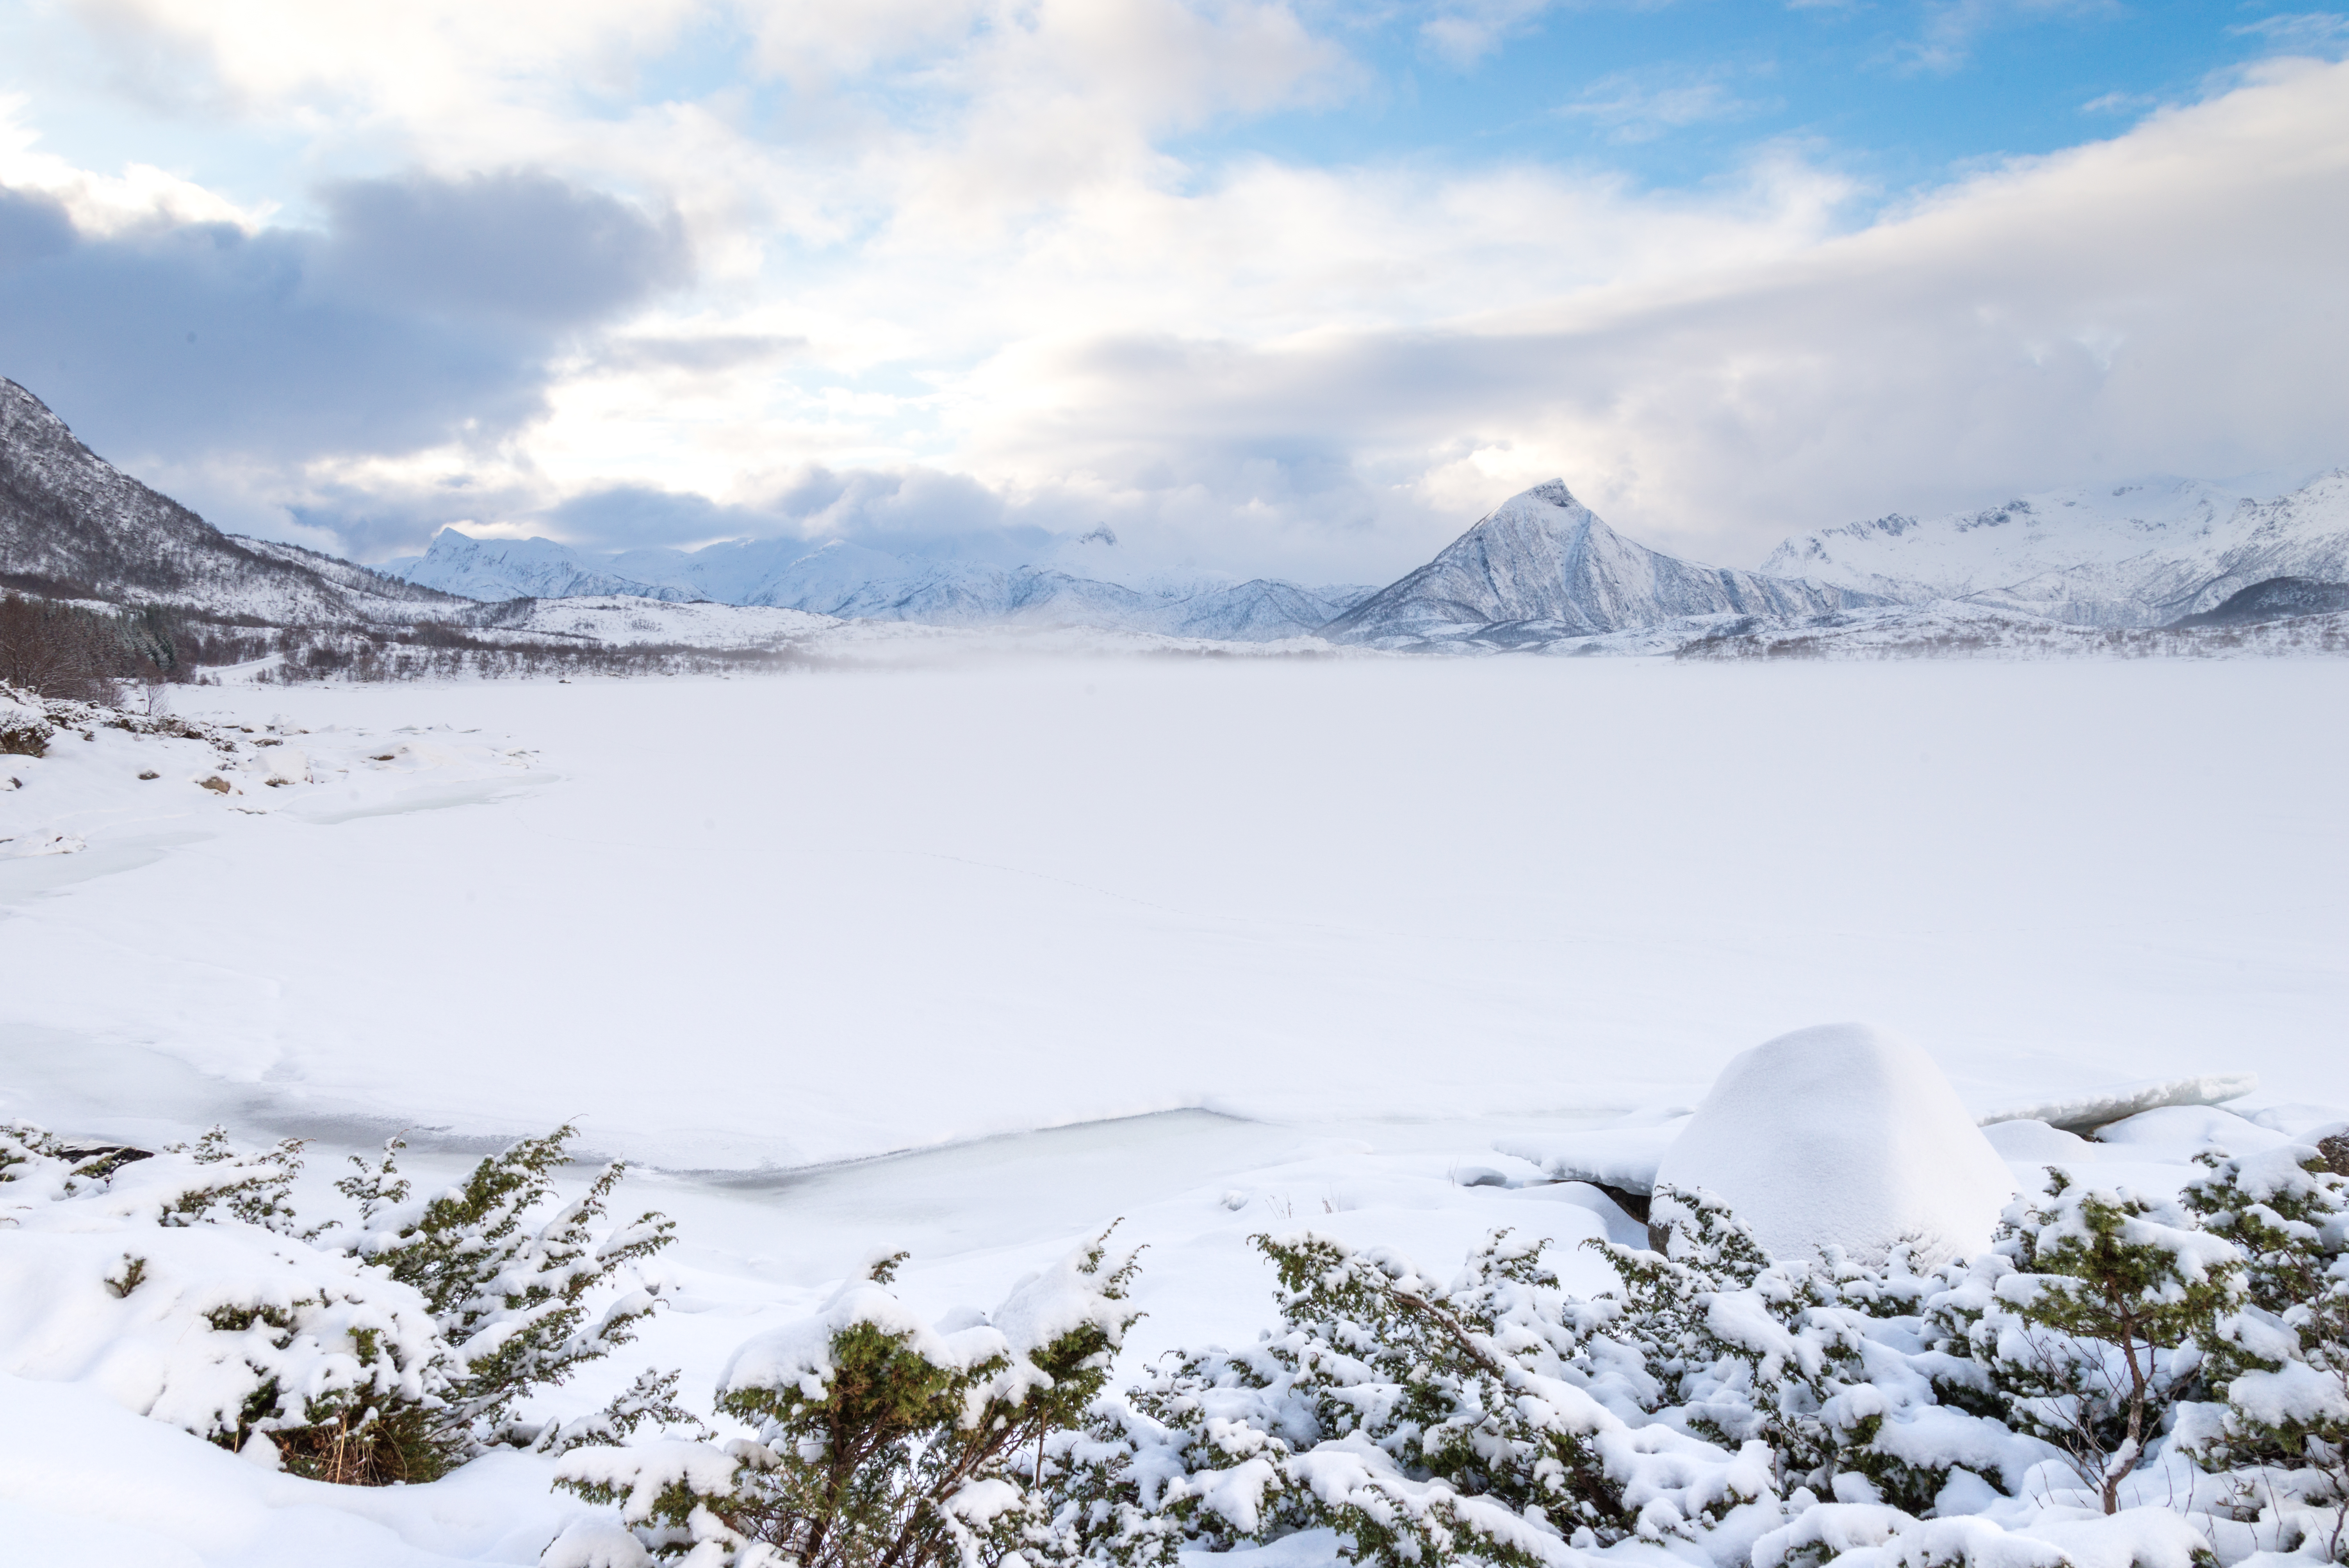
[0,1122,449,1481]
[336,1126,675,1452]
[2177,1143,2349,1561]
[550,1230,1141,1568]
[0,1118,676,1484]
[1056,1219,1781,1568]
[1030,1168,2346,1568]
[1974,1170,2243,1515]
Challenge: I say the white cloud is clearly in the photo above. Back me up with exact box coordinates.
[2228,11,2349,57]
[1417,0,1556,68]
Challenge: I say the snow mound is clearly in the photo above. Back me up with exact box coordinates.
[1651,1023,2014,1266]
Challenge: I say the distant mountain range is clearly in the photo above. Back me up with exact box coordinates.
[5,370,2346,656]
[388,528,1382,643]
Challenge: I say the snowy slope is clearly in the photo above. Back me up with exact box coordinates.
[0,378,469,624]
[1324,481,1877,646]
[1761,470,2349,627]
[391,528,1372,640]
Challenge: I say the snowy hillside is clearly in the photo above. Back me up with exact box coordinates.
[0,378,469,625]
[392,526,1377,640]
[1324,480,1878,647]
[1762,469,2349,626]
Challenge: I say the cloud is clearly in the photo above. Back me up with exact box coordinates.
[943,57,2349,572]
[1555,75,1762,143]
[1418,0,1556,68]
[0,167,686,471]
[2230,12,2349,57]
[315,171,687,327]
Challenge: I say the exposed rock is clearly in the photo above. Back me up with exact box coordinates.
[1652,1023,2015,1266]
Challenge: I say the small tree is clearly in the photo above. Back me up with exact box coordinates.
[2180,1143,2349,1562]
[1983,1170,2243,1513]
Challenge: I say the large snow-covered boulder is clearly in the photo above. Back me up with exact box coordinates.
[1652,1023,2015,1266]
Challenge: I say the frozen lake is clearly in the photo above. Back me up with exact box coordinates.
[7,656,2343,1172]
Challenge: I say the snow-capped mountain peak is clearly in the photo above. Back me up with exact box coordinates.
[1322,478,1876,645]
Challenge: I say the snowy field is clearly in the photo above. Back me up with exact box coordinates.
[4,655,2347,1564]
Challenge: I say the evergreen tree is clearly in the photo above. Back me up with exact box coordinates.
[1979,1170,2242,1514]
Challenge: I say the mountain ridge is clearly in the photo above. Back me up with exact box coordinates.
[1761,470,2349,627]
[392,527,1383,642]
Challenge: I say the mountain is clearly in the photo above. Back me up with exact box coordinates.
[392,527,1378,641]
[389,531,702,602]
[0,377,464,624]
[1322,480,1877,647]
[1761,471,2349,627]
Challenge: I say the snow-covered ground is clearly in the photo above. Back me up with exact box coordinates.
[4,657,2347,1564]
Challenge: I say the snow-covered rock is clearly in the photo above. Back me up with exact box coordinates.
[1322,480,1878,647]
[1652,1023,2015,1266]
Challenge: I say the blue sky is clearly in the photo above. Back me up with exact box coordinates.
[1191,2,2317,190]
[0,0,2343,579]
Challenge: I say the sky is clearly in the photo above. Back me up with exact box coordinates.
[0,0,2344,583]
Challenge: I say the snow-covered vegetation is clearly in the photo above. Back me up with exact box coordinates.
[8,1105,2344,1568]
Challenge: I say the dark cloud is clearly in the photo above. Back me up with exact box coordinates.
[0,188,76,270]
[315,170,687,327]
[545,485,750,551]
[0,168,686,472]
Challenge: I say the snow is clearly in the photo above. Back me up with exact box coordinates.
[0,1369,581,1566]
[4,656,2349,1564]
[1977,1074,2260,1133]
[1649,1025,2023,1267]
